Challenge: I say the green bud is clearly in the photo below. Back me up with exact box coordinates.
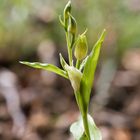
[63,1,71,30]
[74,31,88,60]
[68,14,77,35]
[65,65,82,92]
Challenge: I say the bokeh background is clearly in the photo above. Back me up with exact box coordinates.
[0,0,140,140]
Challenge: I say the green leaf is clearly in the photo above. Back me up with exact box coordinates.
[20,61,68,79]
[80,134,88,140]
[59,15,65,27]
[70,115,84,140]
[59,53,68,70]
[79,56,89,71]
[70,114,102,140]
[80,29,106,110]
[88,115,102,140]
[65,66,82,92]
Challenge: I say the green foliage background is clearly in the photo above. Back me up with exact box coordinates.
[0,0,140,62]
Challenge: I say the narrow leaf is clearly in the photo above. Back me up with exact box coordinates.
[59,15,65,27]
[20,61,68,79]
[80,29,106,109]
[59,53,68,70]
[79,56,89,71]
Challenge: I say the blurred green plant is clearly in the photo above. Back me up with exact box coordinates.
[20,1,106,140]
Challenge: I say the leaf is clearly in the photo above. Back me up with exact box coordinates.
[79,56,89,71]
[80,134,88,140]
[70,114,102,140]
[65,66,82,92]
[59,53,68,70]
[88,114,102,140]
[20,61,68,79]
[70,115,84,140]
[59,15,65,27]
[80,29,106,110]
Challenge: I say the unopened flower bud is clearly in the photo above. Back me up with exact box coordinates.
[65,65,82,92]
[74,33,88,60]
[68,14,77,35]
[63,1,71,30]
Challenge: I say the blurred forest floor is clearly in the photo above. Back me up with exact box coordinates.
[0,44,140,140]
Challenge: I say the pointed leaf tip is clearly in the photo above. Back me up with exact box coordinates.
[59,53,68,70]
[19,61,25,64]
[20,61,68,79]
[80,29,106,109]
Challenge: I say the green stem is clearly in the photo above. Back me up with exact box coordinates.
[75,91,90,140]
[76,60,80,69]
[82,112,90,140]
[66,32,72,66]
[74,91,83,114]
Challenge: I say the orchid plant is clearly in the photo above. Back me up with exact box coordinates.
[20,1,106,140]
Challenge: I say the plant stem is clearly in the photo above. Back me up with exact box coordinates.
[75,91,90,140]
[81,95,90,140]
[66,32,72,66]
[76,60,80,69]
[82,112,90,140]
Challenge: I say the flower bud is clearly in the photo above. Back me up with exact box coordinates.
[74,33,88,60]
[63,1,71,30]
[68,14,77,35]
[65,65,82,92]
